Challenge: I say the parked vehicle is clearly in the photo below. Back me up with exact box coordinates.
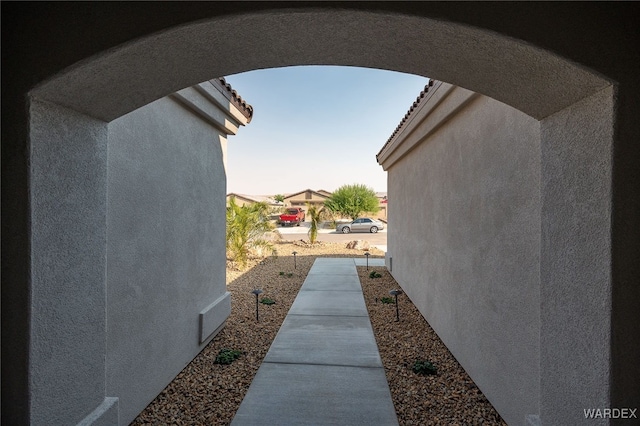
[336,217,384,234]
[278,207,305,226]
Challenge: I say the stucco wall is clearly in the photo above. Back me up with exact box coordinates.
[540,86,614,425]
[29,100,115,425]
[383,84,541,424]
[106,96,230,424]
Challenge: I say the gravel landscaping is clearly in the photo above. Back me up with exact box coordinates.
[358,266,506,425]
[132,240,505,425]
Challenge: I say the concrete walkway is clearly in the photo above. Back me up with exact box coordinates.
[231,257,398,426]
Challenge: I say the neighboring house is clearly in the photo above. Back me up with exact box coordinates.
[280,189,386,220]
[283,188,331,209]
[105,78,252,424]
[377,80,541,424]
[226,193,279,208]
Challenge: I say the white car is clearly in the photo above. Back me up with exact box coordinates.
[336,218,384,234]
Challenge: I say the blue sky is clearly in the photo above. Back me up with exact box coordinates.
[224,66,429,195]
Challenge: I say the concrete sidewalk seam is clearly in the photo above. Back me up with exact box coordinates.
[263,361,386,369]
[231,257,399,426]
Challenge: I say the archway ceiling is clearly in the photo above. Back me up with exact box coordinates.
[32,10,610,122]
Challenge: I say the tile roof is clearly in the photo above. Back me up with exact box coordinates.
[227,193,278,204]
[283,189,332,200]
[377,79,434,159]
[211,77,254,122]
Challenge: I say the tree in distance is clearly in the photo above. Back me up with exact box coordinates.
[324,184,380,220]
[273,194,285,203]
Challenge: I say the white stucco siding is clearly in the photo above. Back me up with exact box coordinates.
[106,95,230,424]
[386,90,541,425]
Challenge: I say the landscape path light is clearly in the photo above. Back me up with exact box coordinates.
[364,251,370,270]
[389,289,402,322]
[251,289,263,322]
[292,251,298,269]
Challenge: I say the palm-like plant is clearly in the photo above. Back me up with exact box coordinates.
[226,197,277,269]
[306,203,327,244]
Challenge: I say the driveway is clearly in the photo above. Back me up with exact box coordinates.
[276,222,387,252]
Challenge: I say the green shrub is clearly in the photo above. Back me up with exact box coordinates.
[369,271,382,279]
[214,348,242,365]
[324,184,380,220]
[260,297,275,305]
[380,296,395,304]
[412,359,437,375]
[226,197,276,270]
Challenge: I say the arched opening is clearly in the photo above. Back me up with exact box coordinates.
[31,10,609,121]
[4,4,637,425]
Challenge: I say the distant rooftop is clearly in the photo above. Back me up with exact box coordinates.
[226,193,278,204]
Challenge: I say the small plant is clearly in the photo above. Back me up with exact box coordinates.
[287,272,293,278]
[380,296,395,304]
[279,271,285,276]
[369,271,382,279]
[412,359,437,375]
[214,348,242,365]
[260,297,275,305]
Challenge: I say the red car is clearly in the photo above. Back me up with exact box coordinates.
[278,207,305,226]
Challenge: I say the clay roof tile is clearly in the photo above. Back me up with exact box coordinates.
[211,77,254,123]
[377,79,434,159]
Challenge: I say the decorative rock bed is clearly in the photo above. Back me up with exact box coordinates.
[132,241,505,425]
